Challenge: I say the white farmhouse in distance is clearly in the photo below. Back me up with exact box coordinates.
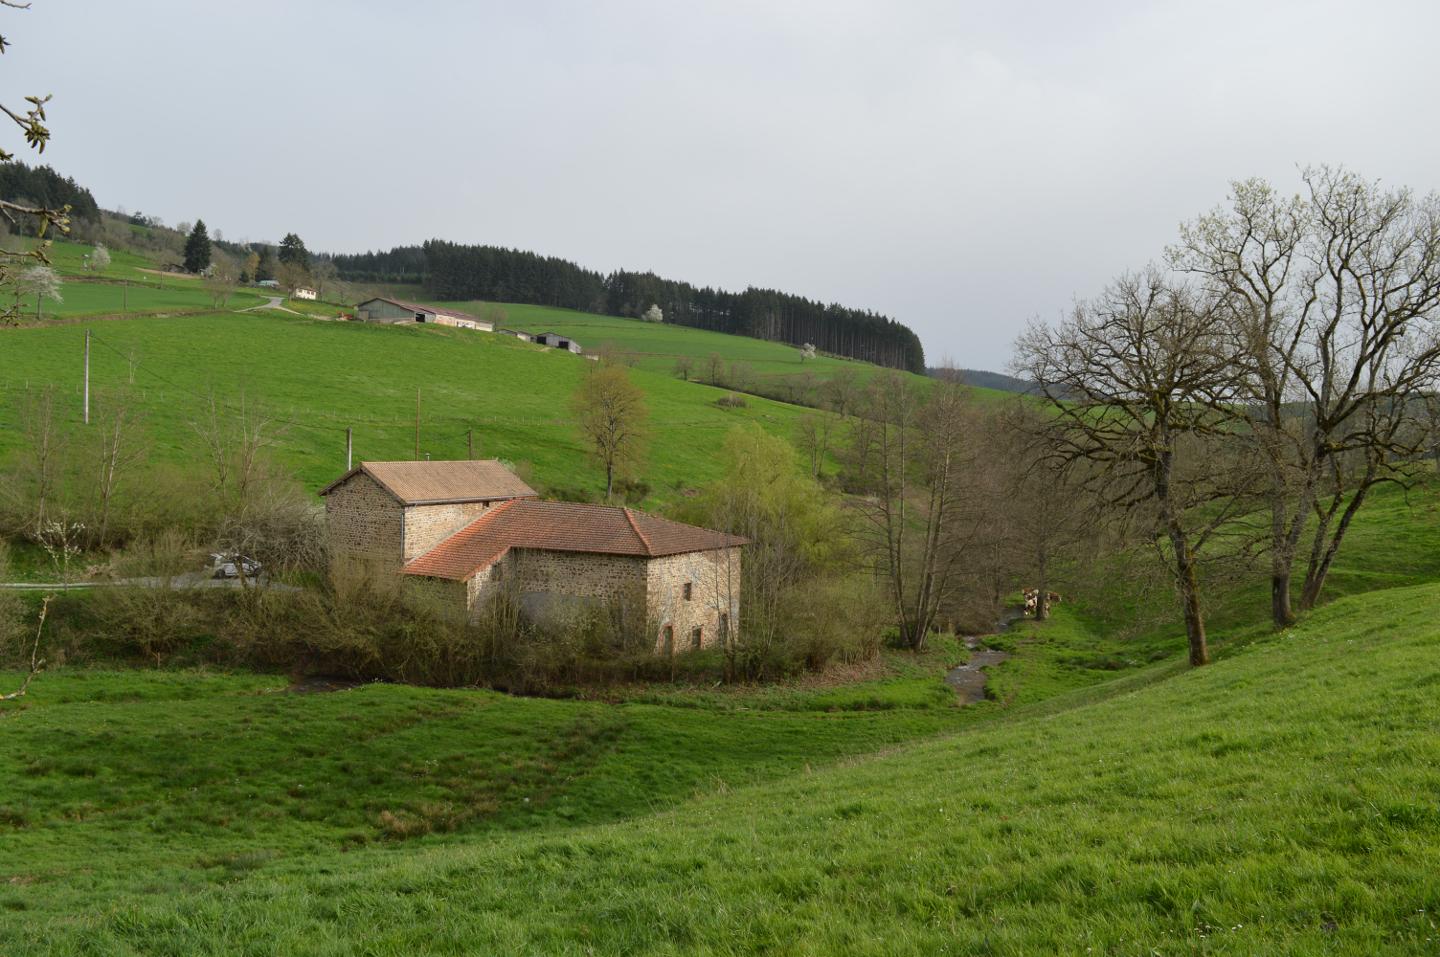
[292,286,318,301]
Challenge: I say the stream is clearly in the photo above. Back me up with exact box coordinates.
[944,608,1026,704]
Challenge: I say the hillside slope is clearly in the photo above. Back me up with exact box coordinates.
[10,580,1436,955]
[0,312,829,501]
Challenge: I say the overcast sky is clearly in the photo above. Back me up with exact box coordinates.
[14,1,1440,369]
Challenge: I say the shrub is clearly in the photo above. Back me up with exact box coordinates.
[715,393,747,409]
[86,585,208,663]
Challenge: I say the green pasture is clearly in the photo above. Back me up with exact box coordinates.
[0,312,831,500]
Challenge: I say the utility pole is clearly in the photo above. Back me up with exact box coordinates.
[467,428,474,459]
[414,387,421,459]
[82,329,91,424]
[345,426,353,471]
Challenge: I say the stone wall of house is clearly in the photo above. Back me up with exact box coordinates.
[646,548,742,653]
[465,549,513,610]
[403,501,495,562]
[501,549,648,625]
[325,472,403,573]
[456,546,743,654]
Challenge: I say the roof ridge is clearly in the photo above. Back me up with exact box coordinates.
[622,507,654,556]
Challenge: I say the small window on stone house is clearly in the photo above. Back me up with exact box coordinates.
[691,626,703,649]
[492,563,503,583]
[683,582,693,601]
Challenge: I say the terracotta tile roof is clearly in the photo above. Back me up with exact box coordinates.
[319,460,537,505]
[402,499,748,581]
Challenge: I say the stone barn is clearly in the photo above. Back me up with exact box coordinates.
[321,460,744,653]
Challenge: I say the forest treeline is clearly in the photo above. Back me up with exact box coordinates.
[329,240,926,373]
[0,161,100,233]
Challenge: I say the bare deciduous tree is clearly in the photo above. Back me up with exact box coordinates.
[823,367,860,419]
[996,399,1101,621]
[87,390,148,547]
[1172,167,1440,623]
[1014,271,1261,666]
[0,596,50,703]
[796,412,834,478]
[704,352,725,386]
[849,372,984,651]
[190,391,288,519]
[6,384,66,536]
[571,365,649,502]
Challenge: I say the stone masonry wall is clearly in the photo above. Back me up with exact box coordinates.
[325,472,403,574]
[403,501,495,563]
[504,549,648,625]
[457,546,743,655]
[647,548,742,654]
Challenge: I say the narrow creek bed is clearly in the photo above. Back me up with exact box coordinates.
[944,609,1025,704]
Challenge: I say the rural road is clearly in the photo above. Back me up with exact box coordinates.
[0,574,296,592]
[239,296,303,316]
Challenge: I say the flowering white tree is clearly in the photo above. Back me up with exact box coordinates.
[90,243,111,271]
[641,303,663,323]
[799,342,817,361]
[20,264,61,320]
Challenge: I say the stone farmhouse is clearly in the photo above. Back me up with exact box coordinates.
[321,460,745,653]
[354,297,493,332]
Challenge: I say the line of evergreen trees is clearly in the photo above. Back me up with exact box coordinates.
[330,240,925,372]
[0,161,100,232]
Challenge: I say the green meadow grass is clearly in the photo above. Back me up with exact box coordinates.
[431,297,884,383]
[28,237,163,282]
[2,578,1437,954]
[11,238,265,318]
[0,312,831,501]
[0,477,1436,952]
[11,277,265,319]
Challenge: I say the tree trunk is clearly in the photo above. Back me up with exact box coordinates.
[1299,484,1370,611]
[1165,520,1209,666]
[1034,549,1050,621]
[605,461,614,503]
[1181,566,1208,665]
[1270,570,1294,629]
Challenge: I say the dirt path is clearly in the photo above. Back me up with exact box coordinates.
[944,609,1025,704]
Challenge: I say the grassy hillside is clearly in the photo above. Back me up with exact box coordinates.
[433,296,879,379]
[1,477,1437,953]
[378,285,960,399]
[12,238,268,318]
[0,312,833,501]
[2,578,1437,953]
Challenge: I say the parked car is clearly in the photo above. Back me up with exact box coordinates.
[211,554,262,579]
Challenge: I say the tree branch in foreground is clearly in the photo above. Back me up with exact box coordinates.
[1,595,49,702]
